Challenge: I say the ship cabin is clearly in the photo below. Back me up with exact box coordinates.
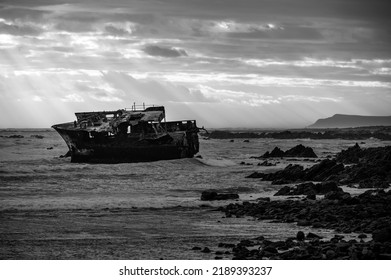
[69,105,197,140]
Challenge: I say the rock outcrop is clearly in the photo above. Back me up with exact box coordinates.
[201,191,239,201]
[252,144,317,159]
[247,144,391,188]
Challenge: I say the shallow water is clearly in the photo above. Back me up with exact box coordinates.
[1,130,389,259]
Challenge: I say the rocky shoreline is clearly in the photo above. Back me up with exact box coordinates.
[197,144,391,259]
[212,188,391,259]
[205,126,391,140]
[247,144,391,188]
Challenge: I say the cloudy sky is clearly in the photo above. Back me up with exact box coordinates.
[1,0,390,128]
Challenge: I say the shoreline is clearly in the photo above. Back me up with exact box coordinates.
[195,144,391,259]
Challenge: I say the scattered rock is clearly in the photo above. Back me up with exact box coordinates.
[274,181,343,196]
[218,243,236,248]
[307,232,323,239]
[372,227,391,243]
[212,232,391,260]
[296,231,305,241]
[263,246,278,254]
[256,197,271,202]
[201,191,239,201]
[324,190,351,200]
[30,134,44,139]
[201,247,211,253]
[248,144,391,187]
[220,189,391,239]
[325,250,336,259]
[60,150,71,158]
[253,144,318,159]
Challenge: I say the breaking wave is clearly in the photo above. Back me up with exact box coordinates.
[195,157,236,167]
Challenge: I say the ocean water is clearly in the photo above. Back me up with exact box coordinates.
[1,129,390,259]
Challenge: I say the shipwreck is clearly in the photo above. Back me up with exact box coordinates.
[52,104,200,163]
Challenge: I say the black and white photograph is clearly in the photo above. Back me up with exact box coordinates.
[1,0,391,276]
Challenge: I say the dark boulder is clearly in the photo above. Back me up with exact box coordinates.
[266,147,285,158]
[335,143,362,164]
[303,159,344,181]
[274,181,341,196]
[268,164,305,182]
[263,246,278,254]
[324,190,351,200]
[296,231,305,241]
[201,191,239,201]
[260,145,317,158]
[274,186,292,196]
[30,134,44,139]
[248,164,305,183]
[336,145,391,185]
[307,232,323,239]
[372,226,391,243]
[246,171,264,178]
[250,159,344,185]
[315,181,340,194]
[284,144,318,158]
[201,247,211,253]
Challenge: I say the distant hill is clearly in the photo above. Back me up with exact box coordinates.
[309,114,391,128]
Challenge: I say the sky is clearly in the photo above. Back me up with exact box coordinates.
[0,0,390,128]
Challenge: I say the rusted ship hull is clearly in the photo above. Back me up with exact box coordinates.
[53,125,198,163]
[52,106,200,163]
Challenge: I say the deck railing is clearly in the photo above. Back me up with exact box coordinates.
[125,103,156,111]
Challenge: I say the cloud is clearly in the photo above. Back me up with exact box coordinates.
[100,71,217,104]
[140,71,391,89]
[0,21,43,36]
[32,95,43,102]
[279,95,342,103]
[74,80,124,102]
[0,6,49,22]
[89,91,123,102]
[228,25,323,41]
[1,0,391,128]
[60,93,84,102]
[142,45,188,57]
[104,24,132,37]
[194,85,342,107]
